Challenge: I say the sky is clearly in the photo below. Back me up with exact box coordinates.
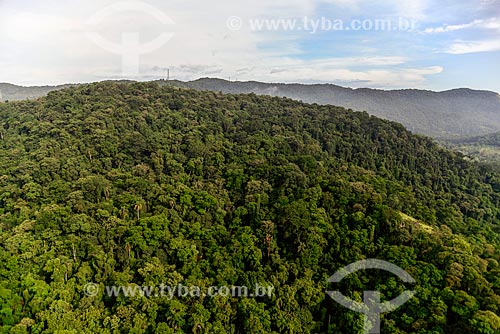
[0,0,499,92]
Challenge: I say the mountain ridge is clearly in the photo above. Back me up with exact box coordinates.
[2,79,497,99]
[2,79,500,138]
[160,78,500,138]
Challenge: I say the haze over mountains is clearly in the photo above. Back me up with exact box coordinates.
[165,79,500,139]
[0,83,73,102]
[2,79,500,139]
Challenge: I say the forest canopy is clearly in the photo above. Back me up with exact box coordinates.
[0,82,499,333]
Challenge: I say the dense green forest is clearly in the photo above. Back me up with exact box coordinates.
[1,82,500,333]
[159,78,500,138]
[444,133,500,164]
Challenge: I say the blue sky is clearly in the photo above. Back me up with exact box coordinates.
[0,0,499,92]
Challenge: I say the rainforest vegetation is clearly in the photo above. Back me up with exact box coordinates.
[1,82,499,333]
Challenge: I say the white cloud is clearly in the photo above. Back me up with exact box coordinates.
[0,0,315,84]
[0,0,442,89]
[146,59,442,89]
[446,40,500,54]
[424,18,500,33]
[313,56,407,66]
[253,65,443,88]
[321,0,429,19]
[424,17,500,55]
[395,0,429,20]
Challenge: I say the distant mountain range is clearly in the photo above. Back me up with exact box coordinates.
[0,83,74,101]
[2,78,500,139]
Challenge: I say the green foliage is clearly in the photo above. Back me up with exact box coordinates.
[0,82,499,333]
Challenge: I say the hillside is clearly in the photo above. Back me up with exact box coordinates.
[161,78,500,138]
[445,132,500,163]
[3,79,500,139]
[1,82,500,333]
[0,83,73,102]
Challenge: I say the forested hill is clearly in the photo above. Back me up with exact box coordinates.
[3,79,500,139]
[444,132,500,164]
[1,82,500,333]
[161,78,500,138]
